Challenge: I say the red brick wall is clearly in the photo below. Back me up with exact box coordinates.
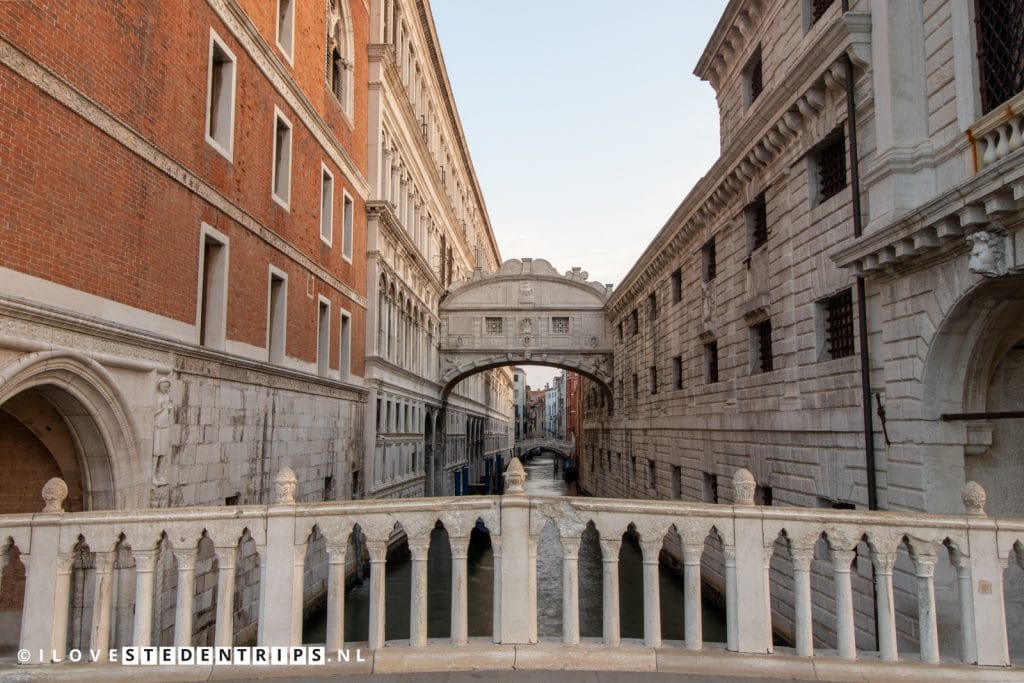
[0,0,368,374]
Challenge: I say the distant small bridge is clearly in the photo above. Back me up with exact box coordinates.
[514,437,574,458]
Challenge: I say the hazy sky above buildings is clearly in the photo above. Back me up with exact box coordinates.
[431,1,728,389]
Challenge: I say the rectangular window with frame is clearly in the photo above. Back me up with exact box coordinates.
[975,0,1024,114]
[632,373,639,399]
[276,0,295,62]
[703,471,719,504]
[205,31,236,160]
[320,165,334,244]
[617,321,624,342]
[671,465,681,499]
[704,340,719,383]
[745,46,763,107]
[552,316,570,334]
[198,228,229,349]
[272,109,293,208]
[339,310,352,380]
[267,269,287,363]
[746,193,768,253]
[814,128,847,204]
[342,192,354,261]
[485,317,503,335]
[647,459,656,489]
[317,298,331,376]
[631,308,639,335]
[702,238,717,282]
[810,0,836,25]
[821,288,855,360]
[649,365,658,395]
[672,355,683,390]
[751,319,773,373]
[648,292,658,321]
[671,267,682,303]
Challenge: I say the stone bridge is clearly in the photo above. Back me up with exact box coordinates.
[438,259,613,399]
[2,465,1021,680]
[514,437,575,458]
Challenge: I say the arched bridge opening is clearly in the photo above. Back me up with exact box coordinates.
[438,258,614,403]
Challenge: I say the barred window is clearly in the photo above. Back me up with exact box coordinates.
[746,47,763,105]
[814,129,847,203]
[704,341,719,383]
[823,289,855,359]
[671,268,682,303]
[552,317,569,334]
[485,317,503,335]
[632,373,639,399]
[811,0,836,24]
[649,365,658,394]
[648,292,658,321]
[631,309,639,335]
[975,0,1024,114]
[747,193,768,253]
[617,321,623,342]
[702,238,717,282]
[752,319,773,373]
[672,355,683,390]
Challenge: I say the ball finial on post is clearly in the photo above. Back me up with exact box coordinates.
[504,457,527,495]
[732,468,756,506]
[962,480,987,516]
[42,477,69,513]
[274,467,298,504]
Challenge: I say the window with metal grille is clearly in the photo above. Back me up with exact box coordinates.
[823,289,855,359]
[704,341,719,383]
[649,365,658,394]
[552,317,569,334]
[814,129,847,203]
[617,321,623,342]
[752,319,773,373]
[702,238,717,281]
[671,268,682,303]
[632,373,639,399]
[811,0,836,24]
[746,193,768,253]
[672,355,683,390]
[746,47,763,105]
[485,317,503,335]
[631,309,639,335]
[648,292,658,321]
[975,0,1024,114]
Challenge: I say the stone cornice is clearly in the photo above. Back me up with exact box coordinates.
[695,0,769,90]
[609,11,871,317]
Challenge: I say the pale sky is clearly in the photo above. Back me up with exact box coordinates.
[431,1,728,389]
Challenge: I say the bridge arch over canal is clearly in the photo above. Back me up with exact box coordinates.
[438,258,614,399]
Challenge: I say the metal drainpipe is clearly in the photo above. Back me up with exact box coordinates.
[842,0,879,512]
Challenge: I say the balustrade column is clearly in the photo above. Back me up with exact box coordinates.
[913,552,940,664]
[682,545,703,650]
[173,549,198,646]
[955,555,977,665]
[639,540,662,648]
[132,550,158,647]
[599,538,621,646]
[325,544,347,650]
[527,535,540,643]
[408,540,429,647]
[790,546,814,657]
[490,535,502,643]
[366,541,389,649]
[831,549,857,660]
[724,544,737,651]
[872,551,898,661]
[450,536,470,645]
[51,554,74,661]
[89,551,116,660]
[561,537,581,645]
[214,547,237,648]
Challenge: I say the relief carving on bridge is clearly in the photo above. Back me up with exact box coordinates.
[439,259,614,393]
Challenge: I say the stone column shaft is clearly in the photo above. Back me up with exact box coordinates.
[682,546,703,651]
[831,549,857,660]
[600,539,621,646]
[640,540,662,648]
[214,547,237,648]
[89,551,116,661]
[367,541,388,649]
[132,550,158,647]
[873,553,898,662]
[561,538,581,645]
[173,550,198,647]
[450,539,469,646]
[791,548,814,657]
[914,553,940,664]
[408,541,429,647]
[326,546,347,651]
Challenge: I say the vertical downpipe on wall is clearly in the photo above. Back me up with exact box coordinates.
[842,0,878,513]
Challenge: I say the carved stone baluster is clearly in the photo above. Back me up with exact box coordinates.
[913,551,940,663]
[682,545,703,650]
[953,551,977,664]
[790,545,815,657]
[599,537,622,646]
[490,535,502,643]
[527,534,540,644]
[132,549,158,647]
[872,551,898,661]
[724,543,738,651]
[173,549,198,647]
[639,539,662,648]
[561,536,581,645]
[214,546,237,648]
[831,548,857,660]
[366,540,388,649]
[408,539,429,647]
[326,544,347,651]
[450,535,470,646]
[89,551,116,660]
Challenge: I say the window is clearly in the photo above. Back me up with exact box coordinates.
[320,165,334,244]
[649,365,658,394]
[746,193,768,253]
[701,238,717,281]
[272,108,293,208]
[671,466,682,499]
[317,298,331,375]
[328,0,351,112]
[814,128,847,204]
[267,268,287,363]
[745,46,763,106]
[672,356,683,390]
[617,321,624,342]
[704,340,719,383]
[647,460,656,489]
[631,309,639,335]
[205,31,236,160]
[648,292,658,321]
[703,472,718,504]
[810,0,836,25]
[197,226,228,349]
[751,319,773,373]
[671,268,682,303]
[339,309,352,380]
[632,373,639,399]
[757,485,773,506]
[342,192,354,261]
[276,0,295,62]
[485,317,503,335]
[822,288,855,359]
[552,317,569,334]
[975,0,1024,114]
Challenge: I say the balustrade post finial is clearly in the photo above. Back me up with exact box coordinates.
[274,467,298,504]
[41,477,68,513]
[732,468,756,505]
[504,457,527,495]
[962,480,988,516]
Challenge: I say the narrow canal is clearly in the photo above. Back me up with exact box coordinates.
[305,451,726,643]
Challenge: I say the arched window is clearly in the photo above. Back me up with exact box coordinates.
[327,0,354,115]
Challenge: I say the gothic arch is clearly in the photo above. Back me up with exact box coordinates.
[0,351,143,510]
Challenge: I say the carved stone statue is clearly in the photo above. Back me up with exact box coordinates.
[152,375,174,486]
[518,281,535,304]
[521,317,534,335]
[701,281,714,323]
[967,230,1007,277]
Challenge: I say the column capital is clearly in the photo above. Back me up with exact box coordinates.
[172,548,199,572]
[831,549,857,573]
[681,545,703,565]
[872,551,897,575]
[365,540,389,562]
[327,544,347,564]
[599,538,621,561]
[133,548,160,573]
[638,539,663,562]
[215,546,238,571]
[407,540,430,559]
[790,546,815,570]
[913,552,938,578]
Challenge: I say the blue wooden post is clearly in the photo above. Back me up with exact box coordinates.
[461,465,469,495]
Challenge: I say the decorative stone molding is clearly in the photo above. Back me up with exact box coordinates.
[969,90,1024,171]
[41,477,68,513]
[963,481,988,516]
[966,230,1008,277]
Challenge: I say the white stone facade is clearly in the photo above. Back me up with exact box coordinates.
[581,0,1024,658]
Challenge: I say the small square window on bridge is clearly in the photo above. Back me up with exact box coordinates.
[552,316,569,334]
[485,317,503,335]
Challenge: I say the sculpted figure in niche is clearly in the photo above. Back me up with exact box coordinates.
[519,281,535,304]
[152,375,174,487]
[701,281,713,323]
[966,230,1007,277]
[521,317,534,335]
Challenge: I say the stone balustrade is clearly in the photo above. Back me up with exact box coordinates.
[1,463,1020,672]
[970,90,1024,171]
